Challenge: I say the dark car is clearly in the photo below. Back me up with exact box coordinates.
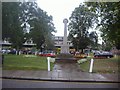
[94,51,114,58]
[8,49,16,54]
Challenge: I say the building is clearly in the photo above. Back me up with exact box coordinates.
[1,36,73,50]
[1,39,36,48]
[53,36,73,48]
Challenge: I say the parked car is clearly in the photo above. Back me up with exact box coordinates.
[1,49,11,54]
[38,50,56,57]
[94,51,114,58]
[8,49,16,54]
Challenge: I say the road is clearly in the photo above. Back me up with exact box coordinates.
[2,79,119,88]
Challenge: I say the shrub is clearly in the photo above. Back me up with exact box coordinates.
[50,58,55,63]
[77,59,87,64]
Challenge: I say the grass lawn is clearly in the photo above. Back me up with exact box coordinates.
[79,56,120,74]
[3,54,54,70]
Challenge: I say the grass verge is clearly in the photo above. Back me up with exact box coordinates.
[3,54,54,70]
[79,56,120,74]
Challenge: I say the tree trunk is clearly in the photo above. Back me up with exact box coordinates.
[81,49,84,54]
[16,46,19,55]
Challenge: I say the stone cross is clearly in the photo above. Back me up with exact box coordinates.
[61,18,69,53]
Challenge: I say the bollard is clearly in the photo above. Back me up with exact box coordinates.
[47,57,50,71]
[16,51,18,55]
[89,58,94,73]
[19,51,21,55]
[35,51,37,56]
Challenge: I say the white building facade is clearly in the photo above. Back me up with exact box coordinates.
[1,36,73,49]
[53,36,73,48]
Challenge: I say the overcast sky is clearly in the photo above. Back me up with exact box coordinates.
[37,0,85,36]
[36,0,102,44]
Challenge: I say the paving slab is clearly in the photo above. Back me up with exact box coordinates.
[2,62,119,82]
[3,70,17,77]
[100,73,119,81]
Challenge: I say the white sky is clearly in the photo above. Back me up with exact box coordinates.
[37,0,84,36]
[36,0,102,44]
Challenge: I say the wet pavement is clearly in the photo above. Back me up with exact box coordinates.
[2,62,119,82]
[53,62,81,72]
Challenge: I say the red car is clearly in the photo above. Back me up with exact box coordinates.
[38,51,56,57]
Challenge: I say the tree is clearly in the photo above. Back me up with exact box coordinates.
[2,1,56,52]
[68,4,98,52]
[85,2,120,49]
[2,2,24,51]
[89,31,98,49]
[25,2,56,50]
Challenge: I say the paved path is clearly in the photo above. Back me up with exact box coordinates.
[2,62,119,82]
[53,63,82,72]
[51,62,119,82]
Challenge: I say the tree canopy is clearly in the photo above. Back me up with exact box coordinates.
[89,31,98,49]
[2,2,24,49]
[2,1,56,50]
[85,2,120,49]
[68,4,98,51]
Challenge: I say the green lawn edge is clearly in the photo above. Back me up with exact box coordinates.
[79,56,120,74]
[3,54,55,71]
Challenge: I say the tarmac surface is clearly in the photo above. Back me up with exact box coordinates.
[2,62,119,82]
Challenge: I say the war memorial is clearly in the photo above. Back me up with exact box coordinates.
[56,19,76,62]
